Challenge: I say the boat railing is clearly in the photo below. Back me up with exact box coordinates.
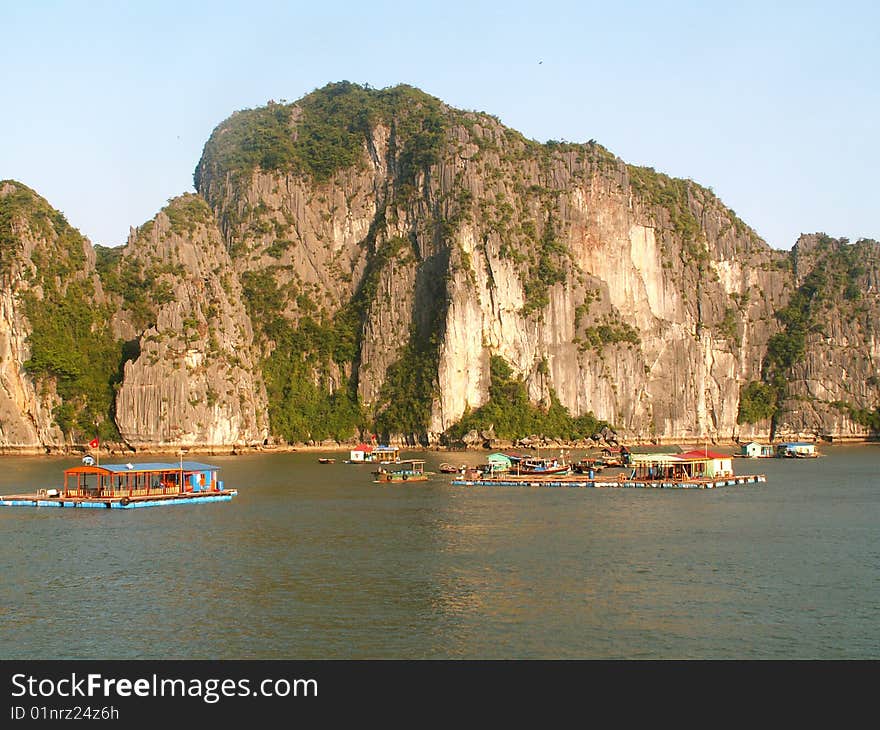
[62,482,209,498]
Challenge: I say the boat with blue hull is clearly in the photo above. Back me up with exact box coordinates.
[0,460,236,509]
[505,453,571,475]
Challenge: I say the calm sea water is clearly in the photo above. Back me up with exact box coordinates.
[0,446,877,659]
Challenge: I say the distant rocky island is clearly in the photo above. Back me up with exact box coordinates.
[1,81,878,454]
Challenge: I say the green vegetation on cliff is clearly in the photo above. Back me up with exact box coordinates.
[738,235,879,427]
[240,268,363,443]
[0,183,125,439]
[95,197,201,331]
[577,317,640,351]
[626,165,760,267]
[832,401,880,431]
[0,181,86,280]
[766,236,870,379]
[240,222,448,443]
[95,245,179,331]
[22,282,127,440]
[369,239,448,441]
[521,212,569,315]
[627,165,703,245]
[737,381,778,424]
[444,356,609,442]
[164,193,214,235]
[373,330,440,439]
[195,81,450,187]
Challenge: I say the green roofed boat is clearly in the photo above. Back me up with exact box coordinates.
[372,460,433,483]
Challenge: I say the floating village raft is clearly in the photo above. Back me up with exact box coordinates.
[0,461,236,509]
[453,451,766,489]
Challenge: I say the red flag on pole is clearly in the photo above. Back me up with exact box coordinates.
[89,437,99,449]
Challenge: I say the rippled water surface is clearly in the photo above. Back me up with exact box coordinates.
[1,446,878,659]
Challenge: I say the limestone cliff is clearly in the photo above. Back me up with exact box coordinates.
[0,181,111,451]
[106,195,268,450]
[192,83,814,443]
[2,83,878,450]
[764,234,880,441]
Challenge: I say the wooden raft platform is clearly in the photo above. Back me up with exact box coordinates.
[451,474,766,490]
[0,490,238,509]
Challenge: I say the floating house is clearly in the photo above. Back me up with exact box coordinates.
[465,453,514,477]
[486,453,512,473]
[677,450,734,476]
[630,450,734,481]
[348,443,374,462]
[740,442,775,458]
[629,453,692,481]
[371,445,401,463]
[0,461,236,509]
[348,444,400,463]
[776,442,819,458]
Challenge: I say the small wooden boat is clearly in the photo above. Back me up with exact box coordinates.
[439,463,464,473]
[516,464,571,476]
[572,459,603,474]
[511,457,571,476]
[598,445,631,467]
[318,457,335,464]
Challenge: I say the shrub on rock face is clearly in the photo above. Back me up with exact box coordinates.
[737,381,778,424]
[444,356,611,442]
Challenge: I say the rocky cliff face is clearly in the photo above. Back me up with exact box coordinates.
[107,195,269,450]
[420,134,795,443]
[1,83,878,450]
[0,245,61,451]
[0,181,107,451]
[768,234,880,440]
[192,84,806,444]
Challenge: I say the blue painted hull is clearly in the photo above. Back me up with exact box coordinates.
[0,491,237,509]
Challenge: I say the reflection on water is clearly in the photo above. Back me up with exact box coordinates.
[0,446,878,658]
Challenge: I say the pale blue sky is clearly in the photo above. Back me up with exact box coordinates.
[2,0,877,250]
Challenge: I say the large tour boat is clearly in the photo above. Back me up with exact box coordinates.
[0,460,236,509]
